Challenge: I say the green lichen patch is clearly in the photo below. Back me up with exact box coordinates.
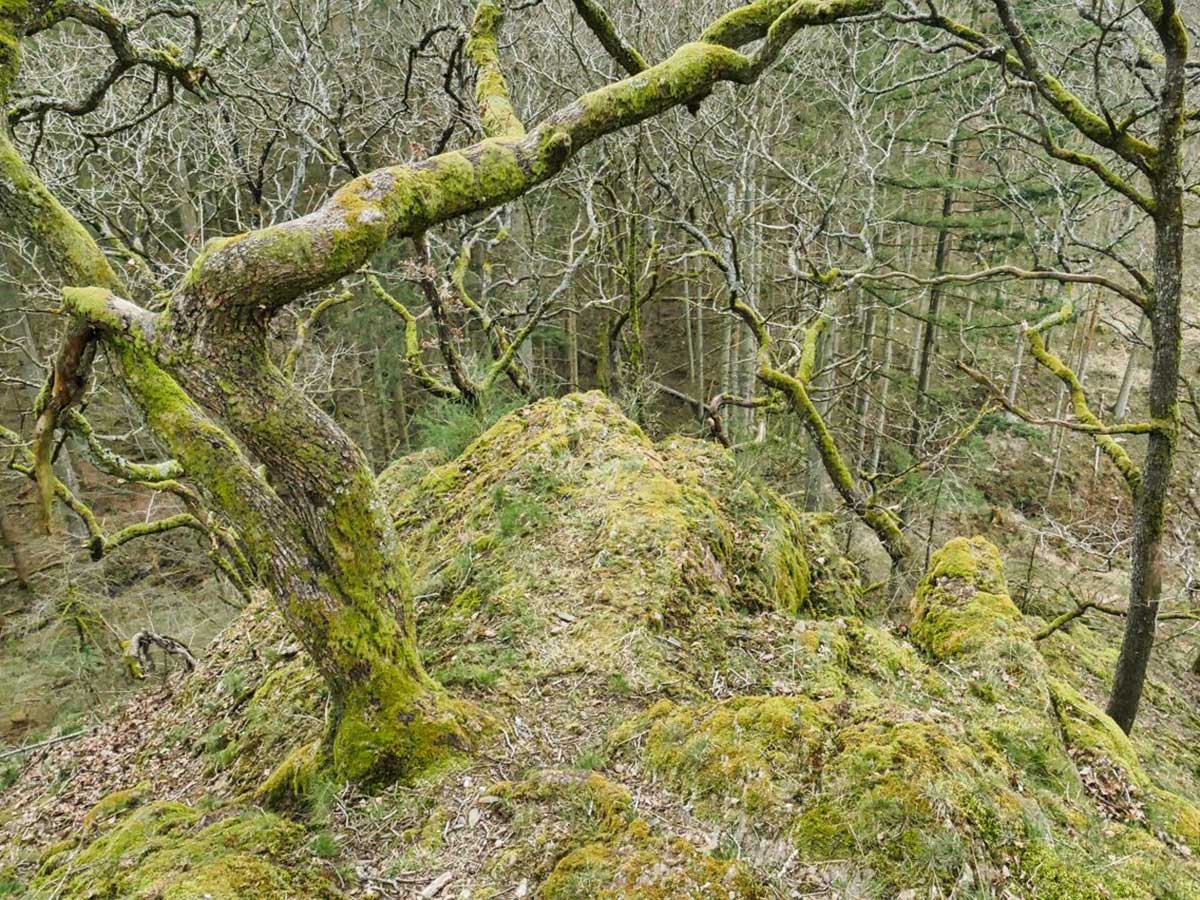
[1049,678,1145,786]
[80,782,150,831]
[255,740,322,812]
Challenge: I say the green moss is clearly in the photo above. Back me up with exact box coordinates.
[0,1,30,104]
[541,823,765,899]
[0,132,122,290]
[617,695,833,823]
[658,437,832,615]
[487,772,764,897]
[255,740,321,811]
[81,782,150,830]
[33,802,342,898]
[1049,679,1145,784]
[466,1,525,139]
[910,536,1026,659]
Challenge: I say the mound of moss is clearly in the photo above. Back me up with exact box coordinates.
[391,392,857,700]
[609,537,1200,897]
[33,799,340,898]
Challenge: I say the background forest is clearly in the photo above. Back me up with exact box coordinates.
[1,0,1200,897]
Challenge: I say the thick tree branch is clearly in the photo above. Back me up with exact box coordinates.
[169,0,881,327]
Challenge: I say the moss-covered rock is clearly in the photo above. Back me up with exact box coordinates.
[32,801,341,898]
[609,536,1200,897]
[910,535,1026,661]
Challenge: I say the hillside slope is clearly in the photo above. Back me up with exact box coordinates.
[2,393,1198,899]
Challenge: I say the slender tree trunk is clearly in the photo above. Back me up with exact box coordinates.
[804,318,831,511]
[373,346,394,458]
[682,255,695,404]
[854,300,875,465]
[871,306,894,473]
[910,142,959,454]
[1048,292,1098,497]
[1113,314,1148,422]
[1005,325,1025,414]
[351,353,377,469]
[393,370,411,453]
[0,505,33,592]
[1107,14,1186,733]
[566,309,579,392]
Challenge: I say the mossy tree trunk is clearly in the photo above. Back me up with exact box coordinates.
[1,0,883,783]
[1106,6,1187,732]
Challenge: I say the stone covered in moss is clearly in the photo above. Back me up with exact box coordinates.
[910,535,1026,660]
[610,535,1200,897]
[33,800,341,898]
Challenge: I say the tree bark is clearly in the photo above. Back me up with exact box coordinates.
[1106,6,1186,734]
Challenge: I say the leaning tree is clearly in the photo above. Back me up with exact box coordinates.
[0,0,880,784]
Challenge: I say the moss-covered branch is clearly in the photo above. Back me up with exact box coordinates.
[63,409,184,483]
[465,1,525,139]
[729,301,912,569]
[172,0,881,324]
[283,290,353,380]
[12,0,208,126]
[414,235,479,402]
[451,245,535,397]
[851,264,1150,313]
[1024,302,1144,495]
[571,0,649,75]
[906,5,1158,169]
[366,273,460,400]
[2,421,206,561]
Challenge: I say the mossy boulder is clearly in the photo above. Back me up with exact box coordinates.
[392,392,859,701]
[32,800,341,898]
[609,536,1200,897]
[910,535,1028,661]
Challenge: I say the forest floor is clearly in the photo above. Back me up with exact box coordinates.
[2,392,1199,899]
